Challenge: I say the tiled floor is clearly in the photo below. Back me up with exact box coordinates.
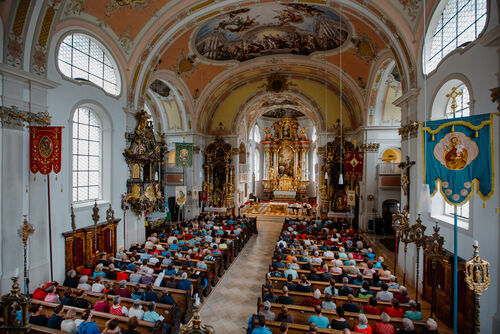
[199,216,284,333]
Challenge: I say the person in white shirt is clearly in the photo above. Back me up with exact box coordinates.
[290,257,300,270]
[145,237,154,249]
[375,283,394,302]
[77,275,91,291]
[311,251,323,264]
[167,235,178,244]
[128,299,144,320]
[323,249,334,258]
[91,276,105,293]
[277,239,287,249]
[149,254,159,265]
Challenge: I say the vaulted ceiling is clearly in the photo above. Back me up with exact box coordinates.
[2,0,433,134]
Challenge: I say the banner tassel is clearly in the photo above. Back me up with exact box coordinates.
[483,202,486,208]
[452,125,455,132]
[432,134,435,141]
[496,207,499,214]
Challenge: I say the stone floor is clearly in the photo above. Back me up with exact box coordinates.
[199,216,284,333]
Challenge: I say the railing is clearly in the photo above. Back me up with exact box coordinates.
[377,163,401,175]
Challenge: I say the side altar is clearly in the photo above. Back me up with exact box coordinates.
[260,117,311,201]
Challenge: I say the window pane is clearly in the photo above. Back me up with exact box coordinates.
[77,187,88,201]
[425,0,487,73]
[89,156,100,170]
[57,33,119,95]
[77,155,89,171]
[88,186,99,200]
[73,188,78,202]
[89,141,100,156]
[89,126,100,141]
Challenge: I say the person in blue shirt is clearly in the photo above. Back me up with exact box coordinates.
[352,274,365,286]
[373,256,384,269]
[164,264,177,276]
[78,310,100,334]
[169,240,179,251]
[176,272,193,293]
[143,302,165,322]
[308,305,330,328]
[92,263,106,279]
[159,292,176,305]
[251,315,272,333]
[47,305,65,330]
[366,248,376,260]
[142,283,158,302]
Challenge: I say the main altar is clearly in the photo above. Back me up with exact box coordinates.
[260,117,311,201]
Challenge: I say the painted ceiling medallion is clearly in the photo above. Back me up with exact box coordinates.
[195,3,348,62]
[399,0,421,21]
[175,53,197,76]
[259,73,295,93]
[262,108,304,119]
[351,36,376,62]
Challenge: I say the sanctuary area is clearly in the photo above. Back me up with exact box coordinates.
[0,1,499,334]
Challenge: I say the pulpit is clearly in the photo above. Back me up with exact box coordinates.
[62,205,120,273]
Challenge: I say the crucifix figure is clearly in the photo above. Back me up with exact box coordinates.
[399,156,415,211]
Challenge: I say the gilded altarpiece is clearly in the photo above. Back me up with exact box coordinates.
[202,136,236,208]
[260,117,311,201]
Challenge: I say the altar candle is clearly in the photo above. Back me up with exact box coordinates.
[15,268,19,277]
[474,240,479,247]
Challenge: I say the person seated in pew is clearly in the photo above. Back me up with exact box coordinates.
[352,273,365,286]
[345,260,361,276]
[102,318,121,334]
[342,294,361,313]
[263,285,278,303]
[338,277,354,296]
[374,312,396,334]
[29,303,48,327]
[394,286,410,304]
[128,299,144,320]
[128,257,137,271]
[129,267,143,284]
[302,289,322,307]
[123,316,141,334]
[77,276,91,292]
[93,293,110,313]
[73,290,92,309]
[91,275,105,293]
[116,265,129,282]
[363,262,376,277]
[330,308,349,330]
[404,300,422,320]
[177,272,193,294]
[141,269,155,285]
[196,258,208,270]
[284,263,299,280]
[93,263,106,279]
[78,310,100,334]
[297,275,312,293]
[277,305,294,323]
[60,309,77,334]
[163,264,177,277]
[284,274,297,292]
[159,291,176,306]
[319,264,333,282]
[110,296,129,316]
[366,248,377,261]
[115,280,131,298]
[376,283,394,302]
[273,255,286,269]
[64,270,79,288]
[323,278,338,296]
[279,322,289,334]
[46,304,65,330]
[338,269,352,285]
[385,298,404,318]
[107,263,117,281]
[259,301,276,321]
[162,275,177,289]
[358,281,374,299]
[143,283,159,302]
[44,285,61,304]
[308,304,330,328]
[338,247,348,260]
[251,314,272,334]
[329,261,343,275]
[61,288,74,306]
[363,296,381,315]
[374,257,385,270]
[354,313,373,334]
[388,276,399,290]
[371,273,382,288]
[396,318,417,334]
[421,318,439,334]
[321,293,336,311]
[268,265,283,278]
[278,285,294,305]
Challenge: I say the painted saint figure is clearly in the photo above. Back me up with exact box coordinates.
[444,135,468,170]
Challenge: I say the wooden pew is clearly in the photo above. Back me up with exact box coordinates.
[251,320,346,333]
[256,301,427,332]
[31,300,156,333]
[30,325,67,334]
[262,286,412,312]
[274,266,390,282]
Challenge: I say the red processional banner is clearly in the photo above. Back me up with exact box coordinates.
[30,126,63,175]
[344,152,364,180]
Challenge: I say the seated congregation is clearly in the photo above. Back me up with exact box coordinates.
[249,218,440,334]
[25,214,256,334]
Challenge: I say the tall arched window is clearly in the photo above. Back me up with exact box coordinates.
[72,107,102,203]
[254,149,260,181]
[58,33,120,96]
[425,0,487,74]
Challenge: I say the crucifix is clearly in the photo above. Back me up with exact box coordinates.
[399,156,415,211]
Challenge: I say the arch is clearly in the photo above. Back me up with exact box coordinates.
[429,73,474,120]
[381,148,402,163]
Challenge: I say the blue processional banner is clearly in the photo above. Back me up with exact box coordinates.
[422,113,494,206]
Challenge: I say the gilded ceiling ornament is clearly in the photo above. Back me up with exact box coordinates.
[351,36,377,62]
[175,53,197,76]
[259,73,295,93]
[106,0,153,17]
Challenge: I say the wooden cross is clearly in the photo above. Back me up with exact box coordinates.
[399,156,415,211]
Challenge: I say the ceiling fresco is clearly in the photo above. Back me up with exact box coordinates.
[262,108,305,119]
[194,3,349,62]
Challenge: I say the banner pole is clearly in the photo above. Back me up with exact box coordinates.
[47,174,54,281]
[454,205,458,334]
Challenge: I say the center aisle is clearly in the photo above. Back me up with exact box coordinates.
[199,216,284,333]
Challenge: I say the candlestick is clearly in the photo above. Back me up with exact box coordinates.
[15,268,19,277]
[473,240,479,247]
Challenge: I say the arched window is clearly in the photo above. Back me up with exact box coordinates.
[425,0,487,74]
[72,107,102,203]
[254,149,260,181]
[253,125,261,143]
[58,33,120,96]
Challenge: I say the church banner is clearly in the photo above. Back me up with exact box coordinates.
[344,152,364,180]
[422,113,494,206]
[175,186,187,207]
[30,126,63,175]
[175,143,193,167]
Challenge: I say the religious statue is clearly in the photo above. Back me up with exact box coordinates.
[444,135,468,170]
